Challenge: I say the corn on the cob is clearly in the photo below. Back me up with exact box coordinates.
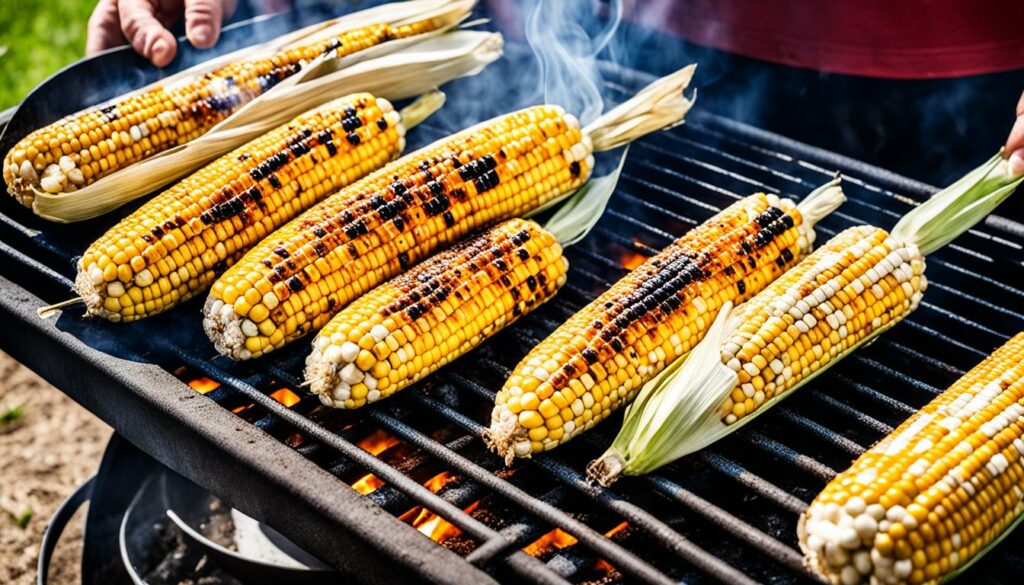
[799,333,1024,585]
[306,218,567,408]
[203,65,697,360]
[2,11,443,206]
[69,93,425,323]
[718,224,926,425]
[486,178,846,462]
[585,153,1022,486]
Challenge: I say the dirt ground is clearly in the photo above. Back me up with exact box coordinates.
[0,350,111,585]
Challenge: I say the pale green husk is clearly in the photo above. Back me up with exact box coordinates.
[542,148,628,246]
[892,151,1023,256]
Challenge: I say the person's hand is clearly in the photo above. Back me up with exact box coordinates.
[1005,90,1024,175]
[86,0,237,67]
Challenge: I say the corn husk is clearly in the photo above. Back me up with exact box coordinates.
[30,0,489,222]
[588,152,1022,486]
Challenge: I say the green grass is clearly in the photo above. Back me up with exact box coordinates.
[0,0,95,109]
[11,508,33,529]
[0,404,24,425]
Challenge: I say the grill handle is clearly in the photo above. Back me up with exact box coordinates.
[37,475,95,585]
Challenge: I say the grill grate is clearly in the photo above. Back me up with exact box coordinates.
[1,42,1023,585]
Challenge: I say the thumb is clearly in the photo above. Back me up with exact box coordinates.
[118,0,177,67]
[185,0,236,49]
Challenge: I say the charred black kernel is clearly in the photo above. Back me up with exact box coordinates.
[512,305,522,317]
[781,214,795,229]
[343,219,368,239]
[474,170,500,193]
[393,216,406,232]
[428,181,444,195]
[494,258,508,271]
[610,338,624,352]
[458,160,479,180]
[267,174,282,189]
[317,129,333,143]
[604,301,614,309]
[450,156,462,168]
[526,275,537,291]
[346,132,360,145]
[285,260,297,270]
[442,211,455,227]
[723,265,735,277]
[780,247,794,263]
[343,106,357,118]
[314,227,327,238]
[262,259,273,268]
[325,141,337,156]
[212,259,228,275]
[376,118,388,130]
[511,287,521,300]
[450,187,467,201]
[273,247,290,258]
[286,276,304,292]
[327,298,337,311]
[753,206,784,228]
[582,348,599,364]
[517,248,529,261]
[423,193,450,216]
[100,104,118,121]
[537,273,547,286]
[237,153,250,161]
[570,161,581,176]
[740,241,753,255]
[748,257,758,270]
[141,234,153,242]
[737,280,746,295]
[592,319,604,330]
[398,251,410,270]
[406,303,425,319]
[341,116,361,133]
[391,181,407,196]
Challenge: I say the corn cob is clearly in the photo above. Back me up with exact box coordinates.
[70,92,417,322]
[486,178,846,462]
[799,333,1024,585]
[306,218,567,408]
[585,153,1022,486]
[2,12,443,206]
[203,65,697,360]
[716,224,926,426]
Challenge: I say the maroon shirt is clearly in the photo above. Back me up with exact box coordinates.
[628,0,1024,78]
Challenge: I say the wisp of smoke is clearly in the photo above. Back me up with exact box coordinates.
[525,0,623,126]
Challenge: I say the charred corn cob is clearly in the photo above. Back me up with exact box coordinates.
[487,178,846,462]
[74,93,410,322]
[306,218,567,408]
[800,333,1024,585]
[3,12,442,206]
[203,65,697,360]
[717,225,926,425]
[585,153,1022,486]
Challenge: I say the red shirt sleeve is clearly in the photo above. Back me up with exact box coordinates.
[628,0,1024,79]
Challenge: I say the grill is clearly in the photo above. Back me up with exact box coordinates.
[2,7,1024,584]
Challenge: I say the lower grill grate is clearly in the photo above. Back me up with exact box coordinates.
[1,40,1023,585]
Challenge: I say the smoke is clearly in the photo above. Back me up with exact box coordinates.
[524,0,621,126]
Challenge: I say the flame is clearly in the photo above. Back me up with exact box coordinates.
[356,429,400,456]
[604,521,629,538]
[523,528,578,556]
[423,472,457,493]
[595,559,616,574]
[614,247,647,270]
[187,377,220,394]
[269,388,301,407]
[351,473,385,495]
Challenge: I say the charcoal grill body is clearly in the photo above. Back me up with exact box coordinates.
[2,4,1024,584]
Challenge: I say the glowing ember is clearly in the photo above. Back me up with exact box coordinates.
[356,429,401,456]
[523,528,578,556]
[187,377,220,394]
[423,471,457,493]
[619,244,649,270]
[269,388,301,407]
[604,521,629,538]
[351,473,385,495]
